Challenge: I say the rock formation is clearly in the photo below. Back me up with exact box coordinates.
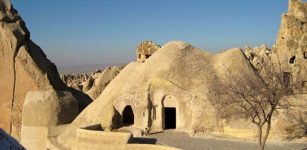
[0,0,305,149]
[61,73,89,91]
[86,67,121,100]
[244,44,272,70]
[57,38,307,149]
[272,0,307,89]
[136,41,161,63]
[56,41,265,148]
[61,66,122,100]
[0,0,91,140]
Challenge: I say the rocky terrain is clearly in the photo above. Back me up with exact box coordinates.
[61,66,124,100]
[0,0,306,150]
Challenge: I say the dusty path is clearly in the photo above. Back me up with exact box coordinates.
[144,130,307,150]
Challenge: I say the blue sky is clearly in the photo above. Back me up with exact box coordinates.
[11,0,288,67]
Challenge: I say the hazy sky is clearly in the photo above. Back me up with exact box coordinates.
[11,0,288,67]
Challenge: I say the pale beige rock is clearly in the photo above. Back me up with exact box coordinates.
[0,1,91,140]
[61,66,121,100]
[57,41,262,148]
[22,90,79,126]
[244,44,272,74]
[2,0,306,149]
[20,90,79,150]
[272,0,307,87]
[136,40,161,63]
[86,67,120,100]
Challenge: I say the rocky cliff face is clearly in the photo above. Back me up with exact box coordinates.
[0,0,91,140]
[272,0,307,88]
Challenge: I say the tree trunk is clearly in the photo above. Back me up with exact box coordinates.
[261,123,271,150]
[257,125,263,150]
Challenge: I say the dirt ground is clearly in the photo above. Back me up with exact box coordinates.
[141,130,307,150]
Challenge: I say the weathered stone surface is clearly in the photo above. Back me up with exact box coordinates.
[22,90,79,126]
[244,44,272,71]
[272,0,307,87]
[20,90,79,150]
[1,0,305,149]
[61,73,89,91]
[86,67,120,100]
[61,66,121,100]
[0,1,91,140]
[136,40,161,63]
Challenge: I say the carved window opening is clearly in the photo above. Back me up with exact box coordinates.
[289,56,296,64]
[304,52,307,59]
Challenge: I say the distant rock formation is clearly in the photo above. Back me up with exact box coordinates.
[136,41,161,63]
[61,73,89,91]
[61,66,123,100]
[86,67,121,100]
[244,44,272,70]
[0,0,91,140]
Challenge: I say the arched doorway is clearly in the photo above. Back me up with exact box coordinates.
[122,105,134,125]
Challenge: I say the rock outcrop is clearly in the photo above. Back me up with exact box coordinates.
[272,0,307,88]
[0,0,91,140]
[61,73,89,91]
[86,67,121,100]
[136,41,161,63]
[61,66,122,100]
[244,44,272,70]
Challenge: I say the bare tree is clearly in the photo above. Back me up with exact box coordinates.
[214,61,300,150]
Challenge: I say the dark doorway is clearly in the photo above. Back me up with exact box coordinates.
[123,105,134,125]
[164,107,176,129]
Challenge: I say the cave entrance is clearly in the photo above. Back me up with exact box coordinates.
[145,54,151,59]
[164,107,176,129]
[122,105,134,126]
